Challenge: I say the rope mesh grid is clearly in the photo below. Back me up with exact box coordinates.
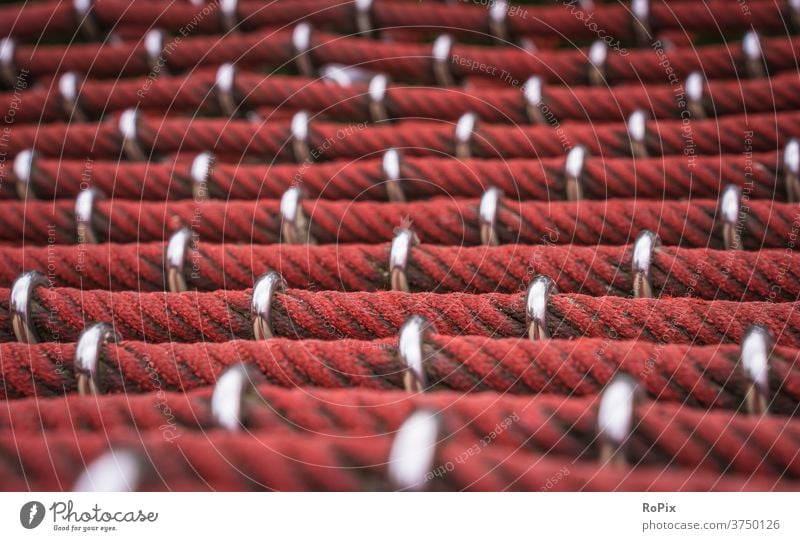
[0,0,798,492]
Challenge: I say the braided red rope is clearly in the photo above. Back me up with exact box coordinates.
[2,286,798,344]
[2,336,799,415]
[6,110,798,160]
[1,198,796,249]
[7,152,784,202]
[1,386,798,477]
[5,70,800,125]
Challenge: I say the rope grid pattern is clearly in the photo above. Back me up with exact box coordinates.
[0,0,798,493]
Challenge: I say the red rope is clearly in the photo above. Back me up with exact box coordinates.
[2,1,799,493]
[6,110,796,161]
[3,336,799,415]
[2,386,798,477]
[6,430,795,491]
[2,286,798,345]
[0,0,790,43]
[7,152,784,202]
[1,242,799,302]
[1,198,796,249]
[9,28,800,84]
[5,70,800,125]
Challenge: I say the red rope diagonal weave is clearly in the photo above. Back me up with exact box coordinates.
[9,28,800,84]
[0,286,798,345]
[3,337,800,415]
[0,0,792,43]
[1,0,799,494]
[5,110,799,160]
[1,198,798,247]
[2,387,799,477]
[7,431,798,491]
[4,70,800,125]
[4,152,784,202]
[0,242,797,300]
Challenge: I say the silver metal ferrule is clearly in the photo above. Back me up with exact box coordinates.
[525,275,557,341]
[632,230,660,299]
[388,409,440,491]
[75,322,121,395]
[720,184,743,250]
[597,375,641,467]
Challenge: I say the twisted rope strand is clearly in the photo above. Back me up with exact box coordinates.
[8,151,784,202]
[2,336,799,414]
[1,286,798,345]
[9,27,800,85]
[1,241,798,301]
[1,386,798,477]
[5,110,798,160]
[1,198,796,249]
[0,0,790,43]
[5,70,800,125]
[5,430,795,491]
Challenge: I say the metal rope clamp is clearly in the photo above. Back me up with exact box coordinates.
[144,29,166,74]
[632,230,660,299]
[10,270,52,344]
[219,0,238,32]
[59,71,87,121]
[398,315,437,393]
[211,363,263,430]
[388,409,440,491]
[118,108,148,161]
[488,0,509,41]
[719,184,743,250]
[596,374,642,467]
[791,0,800,31]
[75,322,121,396]
[390,228,419,292]
[368,73,389,122]
[73,0,103,40]
[627,109,648,158]
[631,0,651,46]
[523,76,547,125]
[0,37,18,88]
[190,152,214,201]
[75,187,104,244]
[13,149,38,200]
[564,145,587,201]
[215,63,241,117]
[252,271,287,340]
[479,187,503,246]
[742,30,765,79]
[455,112,478,159]
[383,148,405,202]
[685,71,706,119]
[739,325,773,415]
[292,22,315,77]
[280,186,315,244]
[166,227,194,292]
[73,449,145,492]
[355,0,375,36]
[525,275,557,341]
[291,111,312,163]
[783,139,800,203]
[587,40,608,86]
[432,34,455,87]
